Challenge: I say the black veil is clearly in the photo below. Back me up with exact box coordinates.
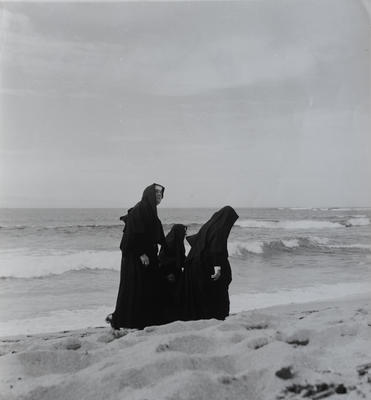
[120,183,165,253]
[186,206,239,263]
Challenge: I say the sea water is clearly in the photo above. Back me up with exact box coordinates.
[0,207,370,336]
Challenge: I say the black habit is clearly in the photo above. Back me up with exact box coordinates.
[111,183,165,329]
[158,224,187,322]
[179,206,239,321]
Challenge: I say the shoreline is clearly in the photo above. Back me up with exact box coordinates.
[1,283,370,338]
[1,294,370,399]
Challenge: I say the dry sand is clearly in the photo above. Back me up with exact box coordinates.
[1,295,370,400]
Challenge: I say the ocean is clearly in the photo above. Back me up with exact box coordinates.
[1,207,370,336]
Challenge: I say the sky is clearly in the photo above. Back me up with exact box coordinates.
[1,0,370,208]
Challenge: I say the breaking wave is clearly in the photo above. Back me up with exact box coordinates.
[228,237,371,257]
[1,236,370,279]
[345,217,370,227]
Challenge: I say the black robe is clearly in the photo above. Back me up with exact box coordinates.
[111,183,165,329]
[179,206,239,321]
[158,224,187,323]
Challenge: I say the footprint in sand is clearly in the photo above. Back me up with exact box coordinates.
[156,335,214,354]
[357,362,371,376]
[17,348,91,376]
[276,329,310,347]
[247,336,270,350]
[298,310,320,320]
[244,323,269,330]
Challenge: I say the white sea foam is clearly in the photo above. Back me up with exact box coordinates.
[308,236,330,245]
[1,283,370,337]
[2,233,369,279]
[347,217,370,226]
[228,238,304,256]
[327,244,371,250]
[0,306,112,337]
[281,239,300,248]
[227,237,371,257]
[230,282,371,314]
[228,241,264,256]
[237,219,343,229]
[330,208,371,212]
[0,249,120,278]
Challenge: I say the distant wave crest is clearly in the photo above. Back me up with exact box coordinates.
[1,216,369,233]
[345,217,370,227]
[236,217,369,229]
[228,237,371,257]
[0,222,200,232]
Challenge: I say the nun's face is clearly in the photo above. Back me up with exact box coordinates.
[155,186,163,205]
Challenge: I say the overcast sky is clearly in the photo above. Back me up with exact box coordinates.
[1,0,370,208]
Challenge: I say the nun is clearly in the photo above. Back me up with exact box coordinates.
[109,183,166,330]
[179,206,238,321]
[158,224,187,323]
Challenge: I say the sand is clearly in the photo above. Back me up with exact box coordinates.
[0,295,370,400]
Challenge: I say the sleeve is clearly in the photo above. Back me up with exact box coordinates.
[120,208,152,257]
[159,245,177,276]
[121,232,148,257]
[208,251,226,266]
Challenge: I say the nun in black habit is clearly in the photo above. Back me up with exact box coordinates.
[179,206,238,321]
[158,224,187,322]
[110,183,166,330]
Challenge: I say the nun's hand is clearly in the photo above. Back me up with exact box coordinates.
[140,254,150,266]
[211,266,221,281]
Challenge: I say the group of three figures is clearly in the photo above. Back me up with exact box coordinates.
[107,183,239,332]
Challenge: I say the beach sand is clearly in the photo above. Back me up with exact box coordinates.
[1,295,370,400]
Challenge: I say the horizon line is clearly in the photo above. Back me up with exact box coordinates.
[1,206,371,210]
